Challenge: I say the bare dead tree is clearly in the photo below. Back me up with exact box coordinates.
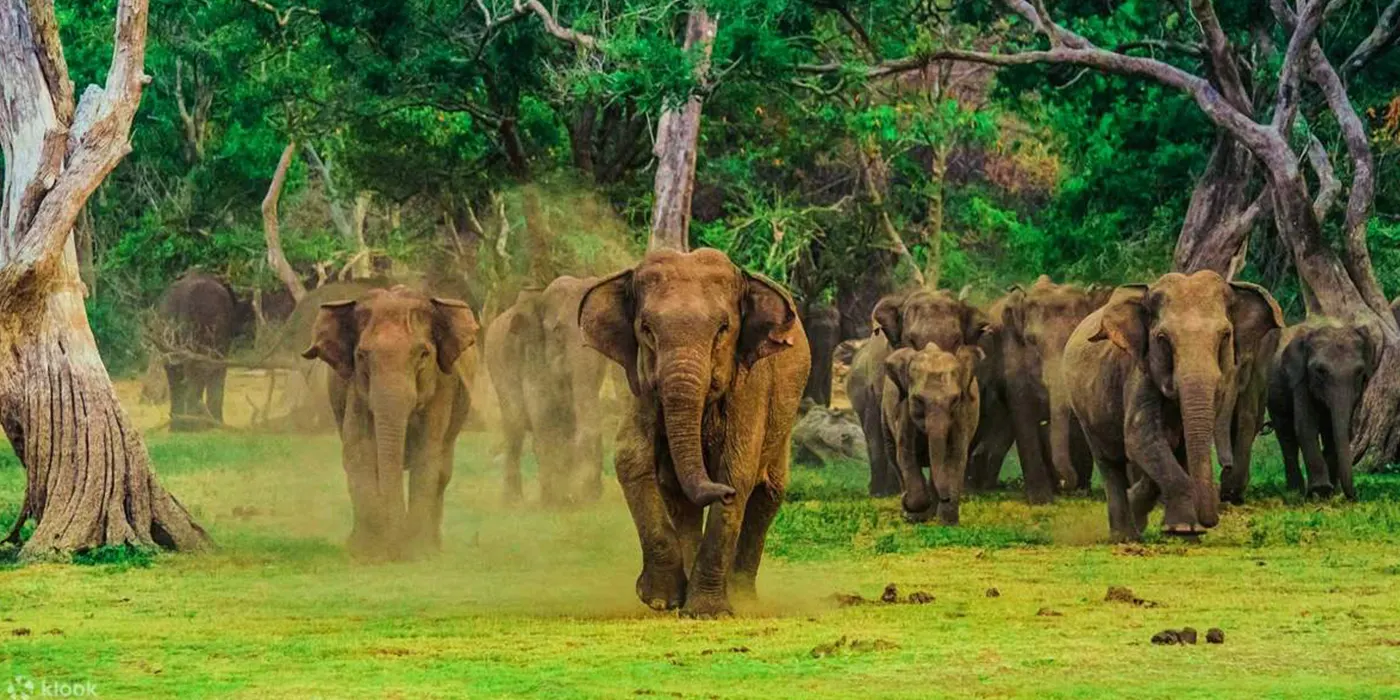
[262,140,307,303]
[0,0,210,558]
[649,8,719,252]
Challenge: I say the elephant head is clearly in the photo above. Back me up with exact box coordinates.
[873,289,987,352]
[578,249,802,507]
[1282,321,1379,480]
[1090,272,1282,527]
[884,343,982,519]
[302,286,479,498]
[1002,275,1112,489]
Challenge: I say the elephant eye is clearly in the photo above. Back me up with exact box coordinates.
[718,318,731,334]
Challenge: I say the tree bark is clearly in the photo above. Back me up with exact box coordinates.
[648,8,717,252]
[1173,134,1261,276]
[262,140,306,303]
[0,0,210,558]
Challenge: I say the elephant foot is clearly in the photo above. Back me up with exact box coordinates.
[936,502,960,527]
[636,565,687,611]
[1161,522,1207,537]
[1109,529,1142,544]
[902,491,932,515]
[681,592,734,620]
[1025,487,1055,506]
[902,506,936,524]
[1219,488,1246,507]
[1308,484,1335,500]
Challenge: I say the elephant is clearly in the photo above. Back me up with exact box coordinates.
[1064,272,1283,541]
[964,295,1014,493]
[996,277,1112,500]
[301,286,479,561]
[1267,320,1378,500]
[159,271,237,431]
[848,289,987,497]
[1217,284,1286,504]
[485,276,608,505]
[578,248,809,618]
[801,304,841,406]
[881,344,982,524]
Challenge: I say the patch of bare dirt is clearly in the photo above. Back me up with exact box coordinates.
[1105,586,1159,607]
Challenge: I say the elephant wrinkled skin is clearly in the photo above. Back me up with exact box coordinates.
[486,277,609,505]
[579,249,809,618]
[1268,320,1378,500]
[1064,272,1282,541]
[302,286,479,561]
[881,344,982,525]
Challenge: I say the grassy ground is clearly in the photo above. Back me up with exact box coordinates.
[4,376,1400,698]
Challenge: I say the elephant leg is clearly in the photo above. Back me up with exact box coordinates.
[1276,419,1305,494]
[668,498,704,576]
[407,446,448,557]
[1320,419,1342,496]
[166,363,190,431]
[863,405,899,497]
[1125,389,1200,534]
[683,487,753,619]
[1069,418,1095,494]
[1099,460,1137,542]
[500,420,526,503]
[615,418,687,611]
[1294,395,1333,498]
[1010,397,1053,505]
[894,425,933,518]
[1127,475,1160,536]
[341,425,381,560]
[732,482,783,598]
[1220,410,1254,505]
[934,431,969,526]
[969,413,1012,491]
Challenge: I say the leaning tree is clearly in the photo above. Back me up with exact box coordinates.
[0,0,209,557]
[801,0,1400,461]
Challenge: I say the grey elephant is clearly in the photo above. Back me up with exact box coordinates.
[881,344,982,524]
[847,289,987,497]
[485,276,608,505]
[158,272,237,431]
[801,304,841,406]
[1268,319,1378,500]
[302,286,479,561]
[1064,272,1282,541]
[579,248,809,618]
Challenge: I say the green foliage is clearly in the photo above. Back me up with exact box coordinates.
[71,545,157,569]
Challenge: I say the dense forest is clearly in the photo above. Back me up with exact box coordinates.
[51,0,1395,374]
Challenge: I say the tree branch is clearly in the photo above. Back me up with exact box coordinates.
[511,0,599,51]
[1341,0,1400,80]
[1189,0,1251,111]
[262,141,307,302]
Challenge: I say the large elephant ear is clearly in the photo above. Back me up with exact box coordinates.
[955,345,984,394]
[872,294,905,346]
[1000,287,1028,344]
[301,300,359,379]
[431,298,479,373]
[1089,286,1150,359]
[961,302,992,347]
[739,271,800,368]
[1228,281,1285,357]
[579,269,642,396]
[883,348,917,401]
[1355,324,1381,374]
[1085,284,1114,310]
[1281,329,1311,389]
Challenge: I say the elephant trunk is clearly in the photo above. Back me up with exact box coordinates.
[1328,385,1356,485]
[660,350,736,507]
[1179,375,1221,528]
[926,413,956,508]
[370,376,413,546]
[1044,357,1079,491]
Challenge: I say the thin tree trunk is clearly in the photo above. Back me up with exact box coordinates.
[856,141,924,288]
[262,141,306,303]
[0,0,210,559]
[648,8,717,252]
[923,148,948,289]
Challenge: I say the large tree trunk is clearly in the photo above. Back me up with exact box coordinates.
[648,8,717,252]
[1173,134,1260,276]
[0,0,210,559]
[262,140,306,303]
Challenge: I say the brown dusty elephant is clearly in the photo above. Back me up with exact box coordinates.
[881,344,982,524]
[1216,283,1285,504]
[1267,320,1378,500]
[158,271,237,431]
[848,289,987,497]
[997,277,1112,500]
[301,286,479,561]
[964,296,1015,493]
[485,277,608,505]
[1064,272,1282,541]
[801,303,841,406]
[579,248,809,618]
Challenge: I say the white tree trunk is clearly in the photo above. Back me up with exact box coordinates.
[0,0,209,558]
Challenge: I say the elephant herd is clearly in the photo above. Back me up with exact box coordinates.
[846,270,1381,542]
[159,251,1381,617]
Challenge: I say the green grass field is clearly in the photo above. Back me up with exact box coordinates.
[5,416,1400,698]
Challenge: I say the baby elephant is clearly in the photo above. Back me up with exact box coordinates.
[302,286,479,561]
[1268,320,1378,500]
[881,344,982,524]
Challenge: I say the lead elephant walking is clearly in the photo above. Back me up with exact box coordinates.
[579,249,809,618]
[302,286,479,561]
[1064,272,1281,541]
